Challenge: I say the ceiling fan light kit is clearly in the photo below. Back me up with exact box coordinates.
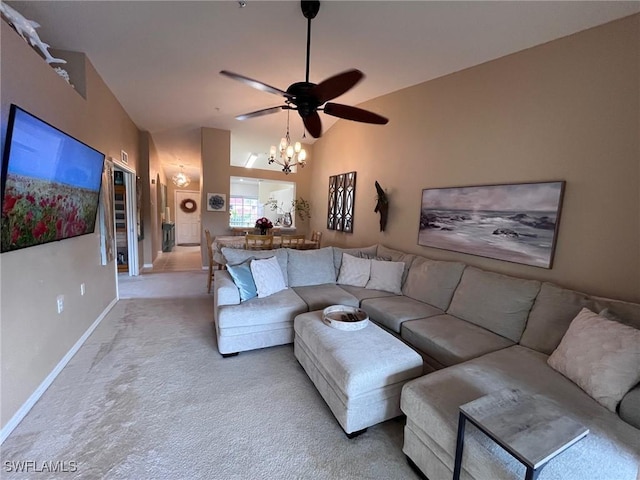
[220,0,388,139]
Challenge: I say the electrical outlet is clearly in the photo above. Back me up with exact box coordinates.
[80,283,85,296]
[56,295,64,314]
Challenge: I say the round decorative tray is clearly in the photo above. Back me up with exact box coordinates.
[322,305,369,331]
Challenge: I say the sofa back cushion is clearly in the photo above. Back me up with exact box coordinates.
[402,256,466,311]
[288,247,336,287]
[376,245,416,285]
[519,282,594,354]
[591,296,640,330]
[332,245,378,277]
[222,247,289,285]
[447,267,540,342]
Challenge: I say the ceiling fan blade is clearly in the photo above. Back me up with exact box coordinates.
[302,112,323,138]
[323,103,389,125]
[220,70,292,98]
[311,69,364,104]
[235,106,286,121]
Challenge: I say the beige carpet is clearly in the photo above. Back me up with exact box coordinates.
[152,245,203,272]
[1,271,419,479]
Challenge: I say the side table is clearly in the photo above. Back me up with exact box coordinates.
[453,388,589,480]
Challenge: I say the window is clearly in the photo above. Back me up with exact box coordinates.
[229,196,259,227]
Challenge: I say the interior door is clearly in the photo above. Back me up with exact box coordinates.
[175,190,201,245]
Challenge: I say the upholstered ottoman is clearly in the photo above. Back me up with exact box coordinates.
[294,310,424,437]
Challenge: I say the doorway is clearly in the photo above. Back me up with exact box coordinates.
[113,166,140,276]
[175,190,201,246]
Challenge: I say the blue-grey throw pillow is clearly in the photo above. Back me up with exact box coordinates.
[227,258,257,302]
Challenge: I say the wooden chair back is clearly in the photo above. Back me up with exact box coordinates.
[310,230,322,249]
[281,234,306,249]
[204,229,215,293]
[245,234,274,250]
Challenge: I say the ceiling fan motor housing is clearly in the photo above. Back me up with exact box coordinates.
[286,82,320,117]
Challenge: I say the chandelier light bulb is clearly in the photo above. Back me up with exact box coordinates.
[294,142,301,153]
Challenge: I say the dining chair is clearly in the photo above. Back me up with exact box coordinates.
[281,234,306,249]
[310,230,322,249]
[245,234,274,250]
[204,229,217,293]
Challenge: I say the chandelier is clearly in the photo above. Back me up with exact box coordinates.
[269,110,308,174]
[172,165,191,188]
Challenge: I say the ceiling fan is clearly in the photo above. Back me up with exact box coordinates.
[220,0,388,139]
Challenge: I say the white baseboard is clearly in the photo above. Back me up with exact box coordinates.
[0,297,119,444]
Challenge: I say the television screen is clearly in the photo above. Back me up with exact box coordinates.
[1,105,105,252]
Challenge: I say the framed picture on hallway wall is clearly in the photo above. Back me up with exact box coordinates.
[417,181,565,269]
[207,193,226,212]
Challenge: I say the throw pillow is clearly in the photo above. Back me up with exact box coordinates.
[337,253,371,287]
[226,258,257,302]
[547,307,640,412]
[365,259,404,294]
[250,256,287,298]
[221,247,289,286]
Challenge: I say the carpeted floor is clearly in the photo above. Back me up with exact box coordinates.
[1,271,420,479]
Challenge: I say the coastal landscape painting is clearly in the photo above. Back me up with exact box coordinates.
[418,181,565,268]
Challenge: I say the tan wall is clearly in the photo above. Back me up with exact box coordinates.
[0,22,140,427]
[201,128,314,265]
[309,15,640,302]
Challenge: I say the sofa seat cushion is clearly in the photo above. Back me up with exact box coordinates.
[292,284,359,311]
[338,284,396,303]
[401,314,514,368]
[217,287,308,330]
[447,266,540,343]
[401,345,640,480]
[361,295,443,333]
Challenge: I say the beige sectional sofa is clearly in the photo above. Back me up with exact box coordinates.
[213,243,640,480]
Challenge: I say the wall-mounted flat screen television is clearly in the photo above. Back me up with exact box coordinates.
[1,104,105,252]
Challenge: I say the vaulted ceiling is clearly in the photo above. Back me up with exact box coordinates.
[7,1,639,180]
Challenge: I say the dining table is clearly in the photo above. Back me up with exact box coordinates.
[212,235,318,265]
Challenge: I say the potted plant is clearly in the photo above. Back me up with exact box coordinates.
[266,197,311,226]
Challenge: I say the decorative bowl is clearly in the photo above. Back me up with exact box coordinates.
[322,305,369,331]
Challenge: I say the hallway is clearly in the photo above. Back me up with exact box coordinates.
[151,245,203,272]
